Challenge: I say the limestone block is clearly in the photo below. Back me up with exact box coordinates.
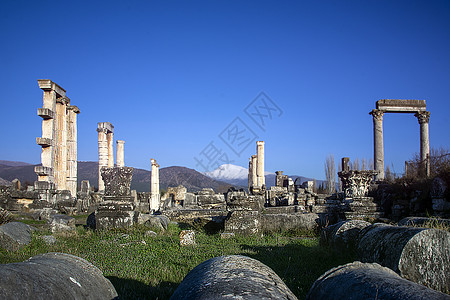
[0,222,37,251]
[220,232,235,239]
[224,210,260,235]
[306,261,450,300]
[171,255,298,300]
[260,213,319,233]
[95,201,136,230]
[48,214,76,233]
[183,192,197,207]
[197,188,214,195]
[101,167,133,197]
[358,223,450,293]
[137,214,169,231]
[320,220,371,251]
[0,252,118,299]
[40,235,57,245]
[179,230,195,246]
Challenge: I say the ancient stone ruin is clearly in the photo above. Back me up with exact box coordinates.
[370,99,430,180]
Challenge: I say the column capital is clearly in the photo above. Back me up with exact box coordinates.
[415,111,430,124]
[97,127,108,134]
[369,109,384,121]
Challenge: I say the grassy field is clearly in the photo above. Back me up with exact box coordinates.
[0,221,355,300]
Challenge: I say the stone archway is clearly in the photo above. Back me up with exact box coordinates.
[369,99,430,181]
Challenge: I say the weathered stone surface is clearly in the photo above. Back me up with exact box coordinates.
[48,214,76,233]
[220,232,235,239]
[0,222,37,251]
[137,214,169,231]
[358,223,450,293]
[179,230,195,246]
[307,261,450,300]
[145,230,157,238]
[0,252,118,299]
[224,210,260,235]
[320,220,371,251]
[95,201,136,230]
[260,213,319,233]
[101,167,133,197]
[398,217,450,227]
[40,235,57,245]
[171,255,297,300]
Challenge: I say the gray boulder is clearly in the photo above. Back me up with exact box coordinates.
[171,255,298,299]
[0,222,37,251]
[320,219,371,251]
[0,252,118,299]
[307,261,450,300]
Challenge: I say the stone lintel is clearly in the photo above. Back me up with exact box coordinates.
[34,166,53,176]
[376,99,426,113]
[34,180,55,190]
[97,122,114,133]
[37,108,54,119]
[36,137,52,147]
[37,79,66,97]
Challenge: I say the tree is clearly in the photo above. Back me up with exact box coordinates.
[324,155,336,194]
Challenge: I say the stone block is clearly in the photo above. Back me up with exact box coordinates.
[95,201,136,230]
[320,220,371,251]
[220,232,235,239]
[0,222,37,251]
[260,213,319,233]
[197,188,214,196]
[183,193,197,207]
[100,167,133,197]
[40,235,56,245]
[171,255,298,300]
[48,214,76,233]
[179,230,195,246]
[224,210,260,235]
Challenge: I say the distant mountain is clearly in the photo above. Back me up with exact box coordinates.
[0,160,235,193]
[203,164,325,188]
[0,177,11,186]
[0,160,32,167]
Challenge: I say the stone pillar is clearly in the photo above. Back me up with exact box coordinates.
[256,141,265,187]
[370,109,384,181]
[36,80,63,185]
[116,140,125,167]
[251,155,258,188]
[415,111,431,177]
[248,157,253,191]
[66,105,80,197]
[150,158,160,212]
[97,122,113,192]
[107,131,114,168]
[54,96,69,191]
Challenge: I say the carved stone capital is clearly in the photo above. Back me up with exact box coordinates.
[415,111,430,124]
[370,109,384,121]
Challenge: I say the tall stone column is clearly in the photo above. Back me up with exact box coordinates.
[150,158,160,212]
[66,105,80,197]
[107,131,114,167]
[415,111,431,177]
[251,155,258,188]
[54,97,69,190]
[248,157,253,191]
[36,80,59,184]
[256,141,265,187]
[370,109,385,181]
[116,140,125,167]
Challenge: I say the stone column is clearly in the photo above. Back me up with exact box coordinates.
[116,140,125,167]
[150,158,160,212]
[370,109,384,181]
[415,111,431,177]
[248,157,253,191]
[36,80,58,184]
[54,96,70,191]
[66,105,80,197]
[107,131,114,167]
[251,155,258,188]
[256,141,265,187]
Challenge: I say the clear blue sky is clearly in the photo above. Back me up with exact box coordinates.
[1,0,449,180]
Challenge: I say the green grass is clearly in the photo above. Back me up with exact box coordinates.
[0,224,355,300]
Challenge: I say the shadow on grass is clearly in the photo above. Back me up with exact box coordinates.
[107,276,177,300]
[238,241,355,299]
